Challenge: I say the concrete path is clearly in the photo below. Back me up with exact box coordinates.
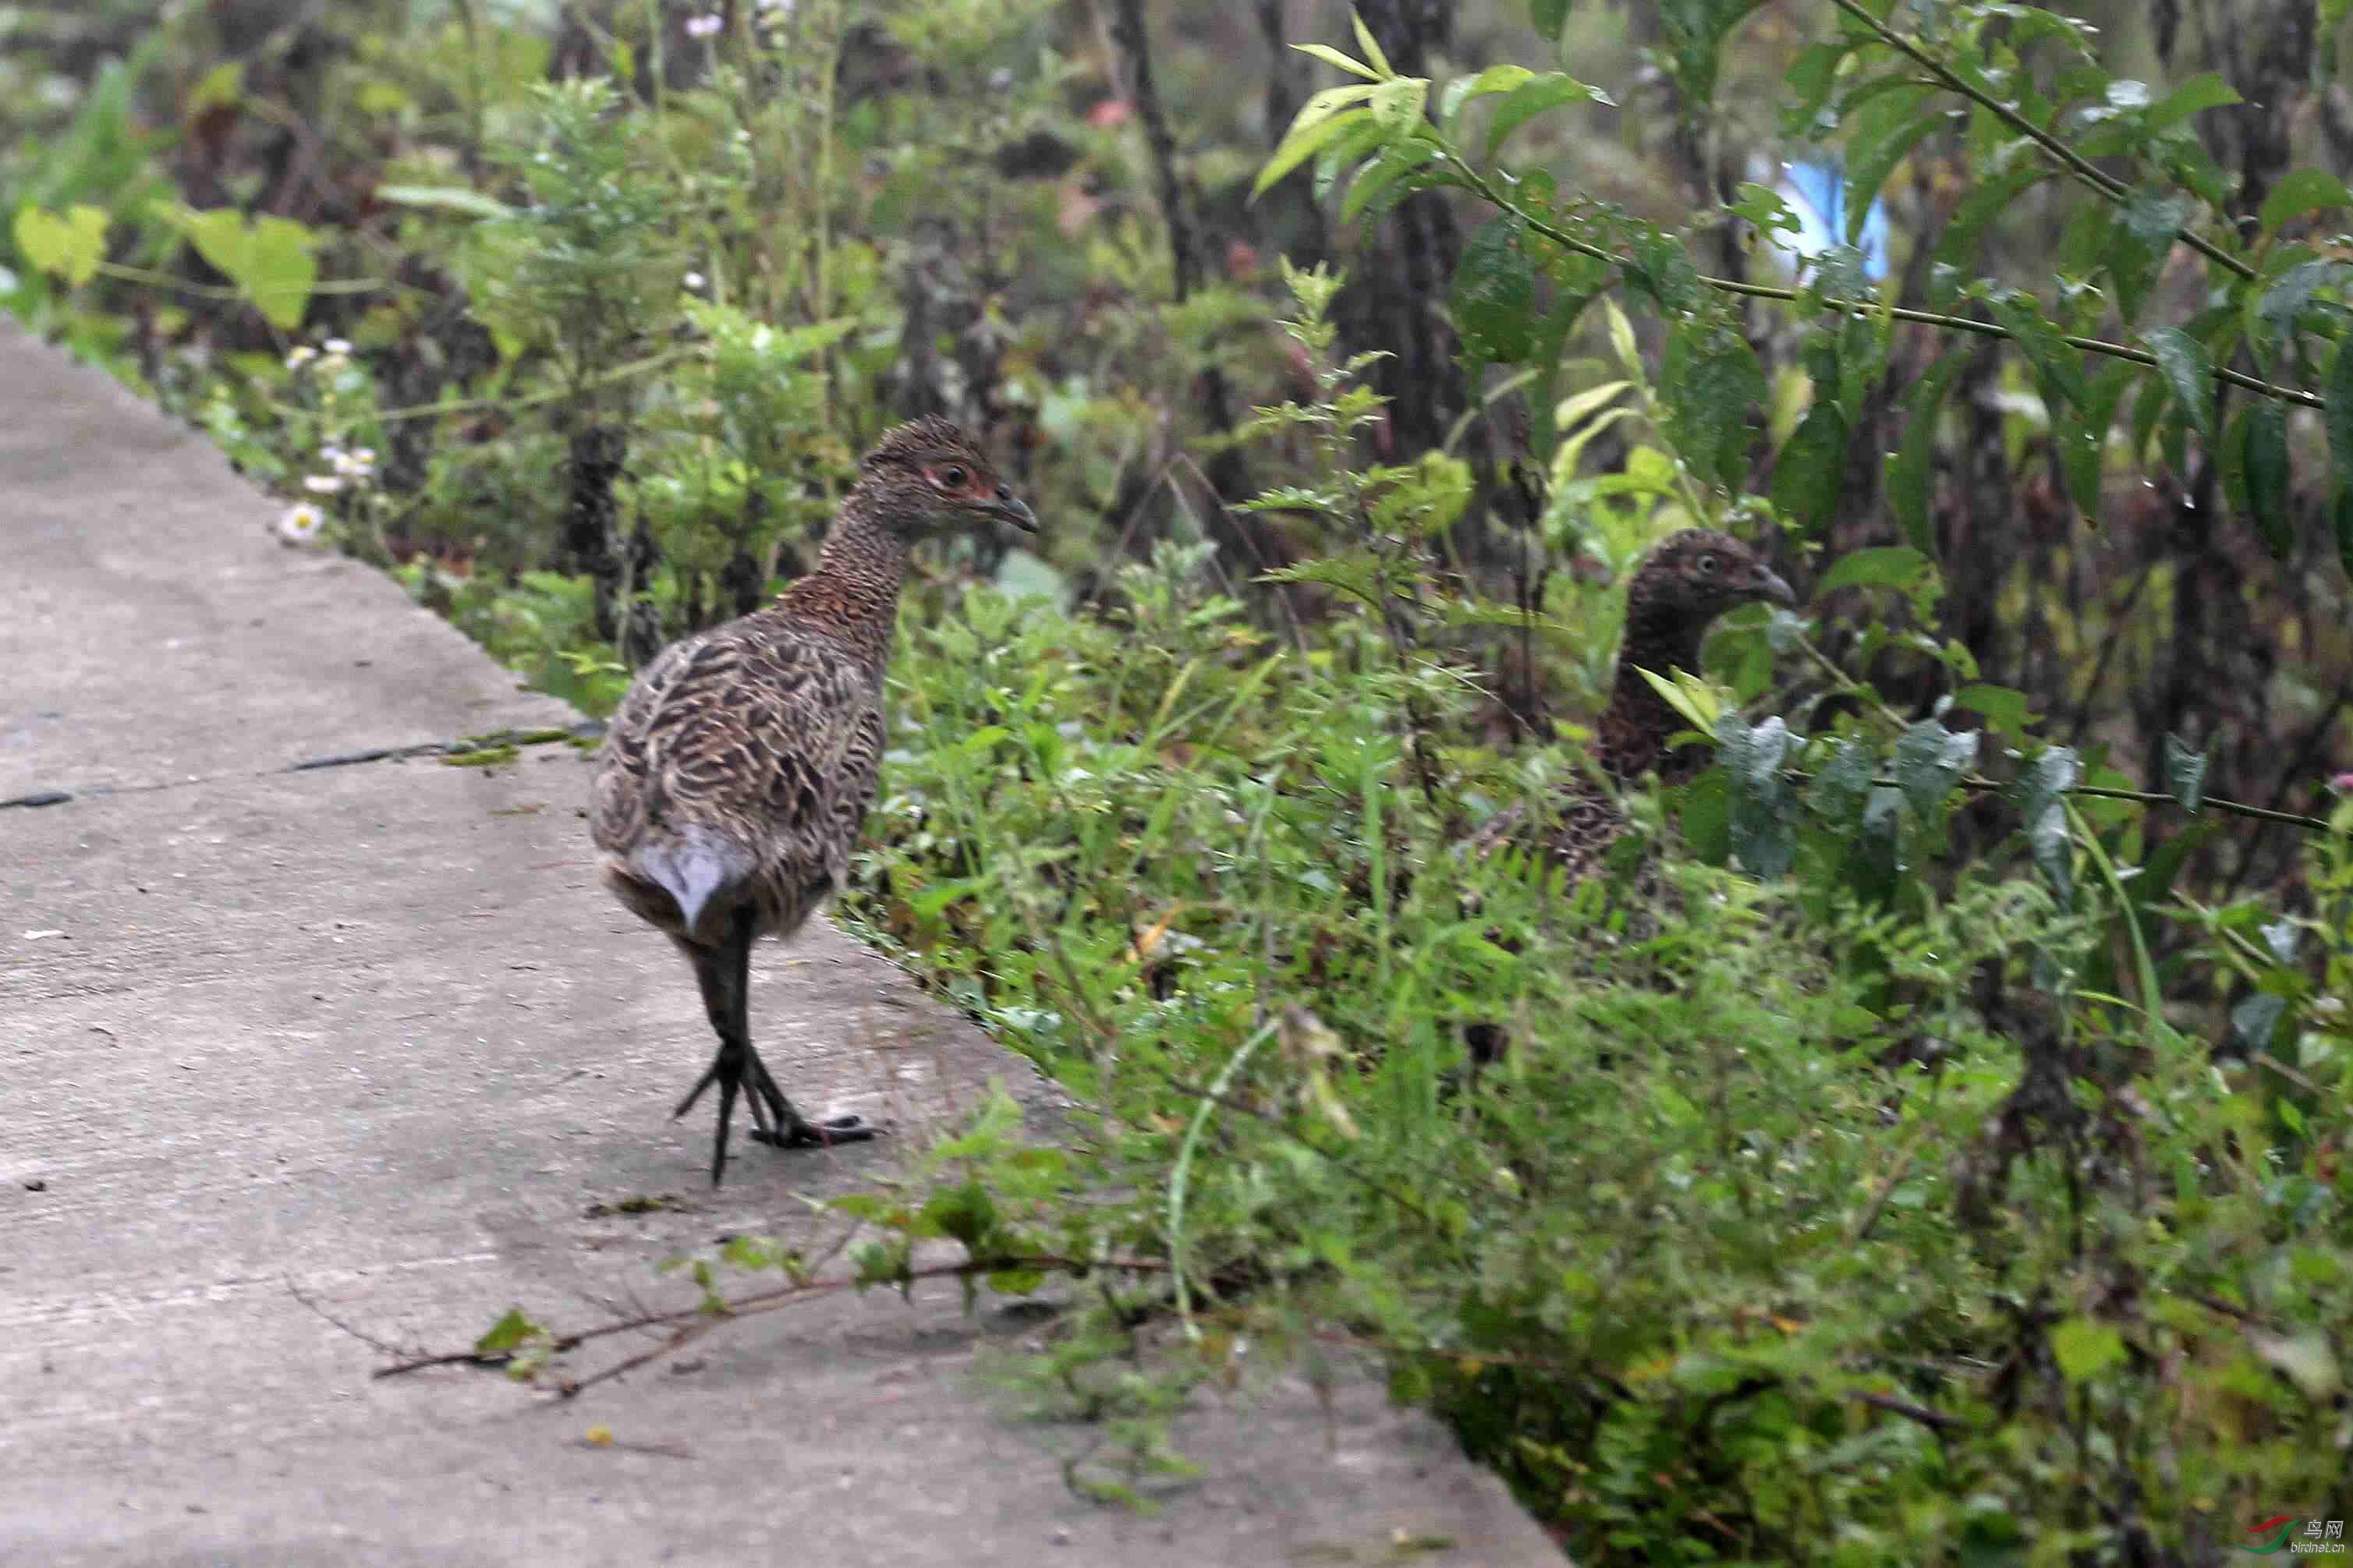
[0,326,1560,1566]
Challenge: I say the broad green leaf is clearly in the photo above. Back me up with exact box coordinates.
[1933,164,2047,275]
[1440,64,1533,124]
[1890,352,1964,553]
[2255,257,2348,356]
[1893,718,1977,817]
[2050,1318,2127,1382]
[1841,84,1936,246]
[12,204,108,287]
[1256,105,1374,197]
[2328,339,2353,490]
[1984,287,2086,409]
[2146,72,2242,132]
[1369,76,1430,137]
[2015,744,2080,901]
[1311,115,1391,200]
[473,1307,547,1356]
[1781,41,1848,138]
[2243,396,2292,557]
[1451,215,1536,363]
[1339,141,1439,225]
[2162,732,2207,812]
[1771,402,1846,536]
[1484,74,1611,161]
[1603,296,1641,376]
[1663,315,1766,492]
[2141,324,2214,438]
[1805,736,1876,825]
[2259,167,2353,235]
[2109,190,2190,322]
[1717,715,1798,879]
[1292,42,1379,81]
[374,184,516,221]
[1954,683,2034,736]
[187,59,244,114]
[1819,544,1928,593]
[155,204,321,330]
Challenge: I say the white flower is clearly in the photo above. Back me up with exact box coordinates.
[328,446,377,480]
[684,271,707,290]
[322,337,353,355]
[684,12,721,37]
[320,443,345,462]
[303,473,345,494]
[277,502,325,543]
[285,345,317,370]
[754,0,792,13]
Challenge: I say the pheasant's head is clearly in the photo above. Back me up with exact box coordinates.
[1624,528,1795,633]
[857,416,1038,540]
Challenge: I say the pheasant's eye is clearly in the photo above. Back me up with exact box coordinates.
[936,464,969,489]
[1697,553,1719,575]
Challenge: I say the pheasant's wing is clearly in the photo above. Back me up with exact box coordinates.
[594,624,885,890]
[589,632,705,858]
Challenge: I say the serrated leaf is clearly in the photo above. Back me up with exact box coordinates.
[1717,715,1799,879]
[2050,1318,2127,1382]
[1805,736,1876,824]
[1451,214,1535,363]
[1771,403,1846,536]
[1819,544,1928,593]
[2142,324,2214,439]
[1891,352,1964,553]
[1484,73,1611,161]
[1894,718,1977,817]
[1985,287,2086,409]
[2259,167,2353,235]
[1663,315,1765,491]
[2015,744,2080,901]
[2162,732,2207,812]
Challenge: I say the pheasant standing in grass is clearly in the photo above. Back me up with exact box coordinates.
[590,417,1037,1184]
[1467,528,1795,1062]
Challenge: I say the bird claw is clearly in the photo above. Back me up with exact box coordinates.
[751,1111,882,1148]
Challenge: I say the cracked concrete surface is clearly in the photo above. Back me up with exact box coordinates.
[0,325,1562,1566]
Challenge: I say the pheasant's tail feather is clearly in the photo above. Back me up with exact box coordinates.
[629,826,758,941]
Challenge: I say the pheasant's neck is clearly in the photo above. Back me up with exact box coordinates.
[1598,612,1710,784]
[776,511,911,671]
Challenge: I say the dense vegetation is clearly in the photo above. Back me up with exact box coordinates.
[9,0,2352,1557]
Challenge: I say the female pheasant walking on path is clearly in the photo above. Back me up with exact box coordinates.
[590,417,1037,1184]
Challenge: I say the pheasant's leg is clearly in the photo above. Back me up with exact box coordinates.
[675,911,771,1186]
[706,919,881,1156]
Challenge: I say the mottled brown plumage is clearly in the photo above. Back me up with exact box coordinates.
[1466,529,1794,1064]
[591,416,1037,1183]
[1477,528,1795,876]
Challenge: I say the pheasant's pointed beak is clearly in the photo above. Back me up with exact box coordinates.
[989,487,1039,533]
[1756,565,1797,607]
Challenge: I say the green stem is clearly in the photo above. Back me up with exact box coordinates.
[1168,1019,1280,1342]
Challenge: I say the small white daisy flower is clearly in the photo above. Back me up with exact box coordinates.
[754,0,792,13]
[684,12,721,38]
[322,337,353,356]
[330,446,377,479]
[277,501,325,543]
[320,443,346,462]
[303,473,345,494]
[285,345,317,370]
[684,271,707,289]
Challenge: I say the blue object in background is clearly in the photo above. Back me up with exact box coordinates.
[1773,156,1891,282]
